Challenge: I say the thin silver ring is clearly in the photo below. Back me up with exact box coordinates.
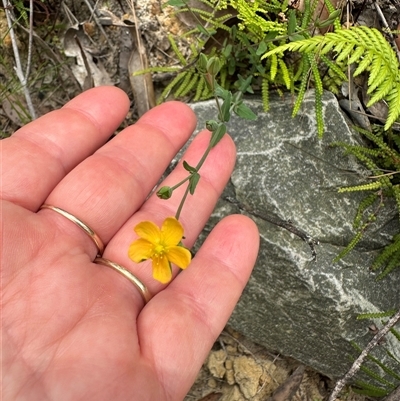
[95,257,152,304]
[40,204,104,257]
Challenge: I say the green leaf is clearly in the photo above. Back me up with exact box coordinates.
[289,34,307,42]
[183,160,197,173]
[235,75,253,93]
[189,172,200,195]
[222,44,233,58]
[214,84,230,100]
[221,91,232,122]
[210,123,227,148]
[196,24,212,36]
[233,103,257,120]
[315,9,341,28]
[256,41,269,56]
[288,9,297,35]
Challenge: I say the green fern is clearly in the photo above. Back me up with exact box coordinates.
[357,311,397,320]
[332,126,400,276]
[263,26,400,130]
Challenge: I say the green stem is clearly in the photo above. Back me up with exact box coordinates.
[170,175,191,191]
[174,88,224,220]
[175,184,191,220]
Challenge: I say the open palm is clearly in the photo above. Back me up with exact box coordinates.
[2,87,259,401]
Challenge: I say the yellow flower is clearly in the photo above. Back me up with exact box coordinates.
[128,217,192,284]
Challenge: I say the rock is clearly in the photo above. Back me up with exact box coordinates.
[233,356,263,399]
[190,91,400,381]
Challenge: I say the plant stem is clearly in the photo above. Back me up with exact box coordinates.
[3,0,36,120]
[174,85,224,220]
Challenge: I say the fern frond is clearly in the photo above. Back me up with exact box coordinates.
[174,71,193,97]
[359,364,396,387]
[393,185,400,216]
[376,251,400,280]
[261,77,269,111]
[301,0,312,30]
[353,381,390,397]
[270,54,278,80]
[353,193,378,229]
[347,46,365,65]
[333,227,365,261]
[358,128,400,165]
[390,327,400,342]
[199,15,234,32]
[132,66,181,76]
[336,42,356,62]
[292,54,310,117]
[309,54,323,95]
[159,72,187,103]
[179,72,201,97]
[263,26,400,130]
[168,34,187,65]
[278,59,291,90]
[194,75,206,101]
[367,353,400,381]
[371,233,400,271]
[338,181,382,193]
[383,83,400,129]
[357,310,397,319]
[320,54,347,81]
[314,87,324,137]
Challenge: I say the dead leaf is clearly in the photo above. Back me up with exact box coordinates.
[197,392,223,401]
[63,24,113,89]
[266,365,305,401]
[123,10,156,117]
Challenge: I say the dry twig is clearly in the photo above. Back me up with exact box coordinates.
[3,0,36,120]
[328,308,400,401]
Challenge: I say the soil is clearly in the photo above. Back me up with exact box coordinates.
[1,1,397,399]
[184,326,367,401]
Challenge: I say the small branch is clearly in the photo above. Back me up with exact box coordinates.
[25,0,33,79]
[328,308,400,401]
[3,0,37,120]
[373,0,400,63]
[82,0,113,48]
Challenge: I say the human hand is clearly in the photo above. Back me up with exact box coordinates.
[2,87,259,401]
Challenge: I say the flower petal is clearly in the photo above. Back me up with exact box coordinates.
[152,254,172,284]
[128,238,153,263]
[134,221,161,244]
[167,246,192,269]
[161,217,184,246]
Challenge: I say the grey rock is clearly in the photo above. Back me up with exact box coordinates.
[189,91,400,380]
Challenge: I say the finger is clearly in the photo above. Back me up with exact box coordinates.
[102,130,237,293]
[1,87,130,210]
[139,215,260,400]
[38,101,197,257]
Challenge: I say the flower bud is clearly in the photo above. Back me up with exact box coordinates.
[157,186,173,199]
[206,119,219,132]
[206,56,221,76]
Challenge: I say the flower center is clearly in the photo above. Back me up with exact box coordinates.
[154,243,166,255]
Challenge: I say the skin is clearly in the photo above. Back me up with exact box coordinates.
[1,86,260,401]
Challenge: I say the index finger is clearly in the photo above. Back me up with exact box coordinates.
[1,87,130,211]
